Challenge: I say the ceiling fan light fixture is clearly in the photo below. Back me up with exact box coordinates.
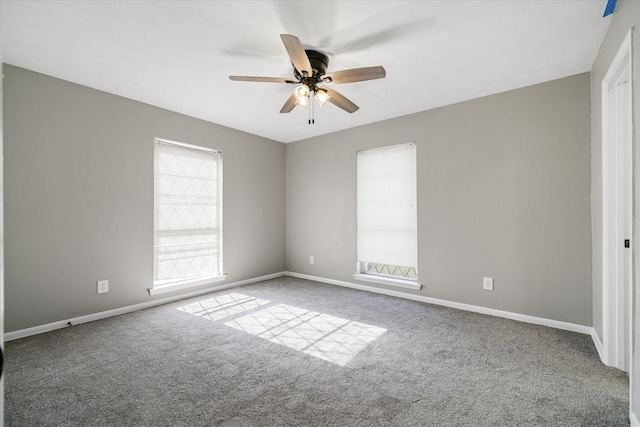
[314,89,330,106]
[295,95,309,109]
[294,84,310,101]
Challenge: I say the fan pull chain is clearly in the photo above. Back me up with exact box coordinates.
[309,93,315,125]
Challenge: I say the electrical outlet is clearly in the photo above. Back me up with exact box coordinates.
[483,277,494,291]
[97,280,109,294]
[309,256,315,265]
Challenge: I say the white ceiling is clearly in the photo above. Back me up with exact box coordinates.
[2,1,611,143]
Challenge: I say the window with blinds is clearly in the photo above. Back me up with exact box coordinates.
[153,139,222,287]
[356,143,417,283]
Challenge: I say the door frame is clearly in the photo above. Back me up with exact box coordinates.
[602,29,633,372]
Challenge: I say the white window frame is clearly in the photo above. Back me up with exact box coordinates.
[149,138,226,295]
[354,142,420,291]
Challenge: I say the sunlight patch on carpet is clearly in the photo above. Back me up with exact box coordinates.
[225,303,386,366]
[177,293,270,321]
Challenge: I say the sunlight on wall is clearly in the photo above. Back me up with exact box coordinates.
[177,293,386,366]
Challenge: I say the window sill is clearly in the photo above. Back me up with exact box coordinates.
[148,274,227,296]
[353,274,421,291]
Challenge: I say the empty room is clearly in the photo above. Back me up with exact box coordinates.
[1,0,640,425]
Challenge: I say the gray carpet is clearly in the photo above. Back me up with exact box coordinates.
[4,277,629,426]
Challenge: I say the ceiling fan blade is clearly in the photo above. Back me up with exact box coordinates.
[280,93,297,113]
[324,87,359,113]
[229,76,297,84]
[280,34,312,76]
[322,66,386,84]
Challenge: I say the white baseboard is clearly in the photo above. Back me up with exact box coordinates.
[284,271,593,335]
[631,411,640,427]
[4,272,285,341]
[591,328,606,364]
[6,270,598,351]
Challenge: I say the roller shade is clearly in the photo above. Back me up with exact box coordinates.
[357,143,417,268]
[154,139,222,282]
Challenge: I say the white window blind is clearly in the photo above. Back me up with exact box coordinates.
[357,143,417,269]
[154,139,222,284]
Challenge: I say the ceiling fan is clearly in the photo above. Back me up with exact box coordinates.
[229,34,386,121]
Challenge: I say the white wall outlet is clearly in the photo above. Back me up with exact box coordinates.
[483,277,494,291]
[309,256,315,265]
[97,279,109,294]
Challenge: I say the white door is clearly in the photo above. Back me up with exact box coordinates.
[616,73,632,372]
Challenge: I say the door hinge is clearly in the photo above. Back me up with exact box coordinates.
[625,239,630,248]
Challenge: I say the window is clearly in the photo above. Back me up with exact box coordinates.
[150,138,224,295]
[354,143,419,290]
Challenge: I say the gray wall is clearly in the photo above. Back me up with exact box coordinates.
[3,64,286,332]
[286,73,592,326]
[589,0,640,415]
[3,65,594,331]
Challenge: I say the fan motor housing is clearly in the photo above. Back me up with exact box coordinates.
[293,50,329,80]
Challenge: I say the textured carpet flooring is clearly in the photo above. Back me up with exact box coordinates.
[4,277,629,426]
